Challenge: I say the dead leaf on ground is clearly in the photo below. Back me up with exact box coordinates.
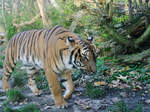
[117,75,128,80]
[75,99,92,109]
[94,81,106,86]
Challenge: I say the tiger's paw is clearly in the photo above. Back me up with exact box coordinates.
[3,86,10,91]
[34,90,42,96]
[64,93,72,100]
[2,81,10,91]
[56,99,68,108]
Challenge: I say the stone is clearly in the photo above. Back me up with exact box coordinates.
[145,99,150,104]
[111,97,121,103]
[120,92,127,97]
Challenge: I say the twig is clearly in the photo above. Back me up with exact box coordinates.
[13,14,41,31]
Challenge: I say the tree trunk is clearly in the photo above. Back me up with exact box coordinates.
[36,0,51,28]
[145,0,149,8]
[128,0,133,22]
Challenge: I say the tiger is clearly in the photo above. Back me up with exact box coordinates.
[2,25,98,108]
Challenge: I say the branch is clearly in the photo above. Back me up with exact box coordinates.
[118,48,150,63]
[13,14,41,31]
[103,25,134,47]
[69,9,87,32]
[37,0,50,27]
[135,25,150,47]
[127,16,147,36]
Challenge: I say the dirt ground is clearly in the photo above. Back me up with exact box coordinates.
[0,75,150,112]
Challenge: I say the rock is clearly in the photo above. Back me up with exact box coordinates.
[44,105,52,110]
[0,80,3,89]
[145,99,150,104]
[141,97,145,100]
[145,91,148,94]
[111,97,121,103]
[84,76,93,82]
[92,100,103,110]
[146,84,150,89]
[120,92,127,97]
[73,105,82,112]
[0,96,6,100]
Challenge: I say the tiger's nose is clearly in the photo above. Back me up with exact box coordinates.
[91,66,97,73]
[90,67,97,74]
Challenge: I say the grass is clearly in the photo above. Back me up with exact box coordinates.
[35,70,49,91]
[85,81,106,98]
[6,89,25,102]
[3,104,40,112]
[0,60,3,68]
[12,62,27,87]
[107,100,143,112]
[0,55,5,68]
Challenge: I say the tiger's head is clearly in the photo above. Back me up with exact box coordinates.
[66,36,100,74]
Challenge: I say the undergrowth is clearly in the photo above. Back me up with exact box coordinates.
[6,89,25,102]
[107,100,143,112]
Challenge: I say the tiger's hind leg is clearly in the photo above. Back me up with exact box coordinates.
[2,60,16,91]
[2,72,11,91]
[26,67,41,96]
[61,72,74,100]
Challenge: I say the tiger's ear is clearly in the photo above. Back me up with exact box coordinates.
[66,36,75,49]
[87,36,94,43]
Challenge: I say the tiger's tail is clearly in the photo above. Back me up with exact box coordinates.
[2,40,17,91]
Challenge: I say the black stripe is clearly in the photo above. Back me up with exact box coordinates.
[18,32,26,59]
[78,49,80,54]
[69,48,77,64]
[52,70,58,74]
[83,47,88,50]
[33,31,38,57]
[29,30,38,57]
[53,59,61,73]
[47,25,62,41]
[37,29,44,42]
[38,30,43,37]
[26,32,33,62]
[5,63,12,74]
[74,52,78,65]
[44,28,52,39]
[61,79,67,83]
[22,32,29,54]
[56,30,69,35]
[59,48,69,65]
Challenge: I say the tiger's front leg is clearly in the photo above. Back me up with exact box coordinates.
[61,72,74,100]
[45,69,67,108]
